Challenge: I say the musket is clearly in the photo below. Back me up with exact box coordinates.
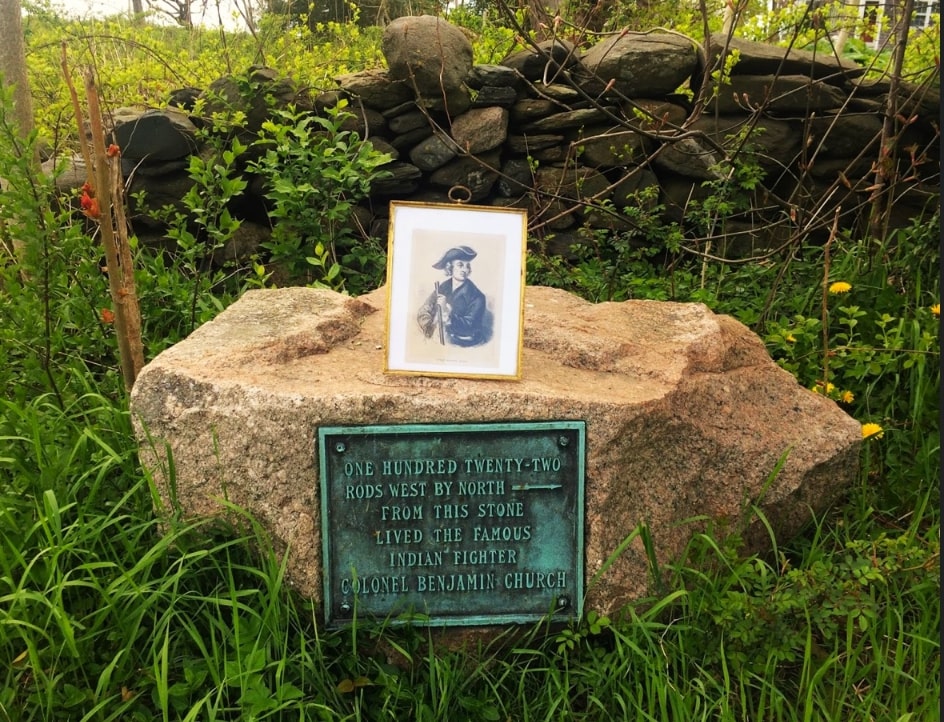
[434,281,445,345]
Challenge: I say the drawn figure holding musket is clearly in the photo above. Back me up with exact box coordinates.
[417,246,492,347]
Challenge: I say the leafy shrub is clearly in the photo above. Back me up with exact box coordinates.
[690,525,939,673]
[0,85,114,401]
[131,127,263,354]
[247,102,390,290]
[25,9,385,153]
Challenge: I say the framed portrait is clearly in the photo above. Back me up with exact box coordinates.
[384,201,527,380]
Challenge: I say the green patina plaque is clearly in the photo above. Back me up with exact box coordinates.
[318,421,585,627]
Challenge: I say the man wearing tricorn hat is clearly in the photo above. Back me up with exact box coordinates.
[417,245,491,347]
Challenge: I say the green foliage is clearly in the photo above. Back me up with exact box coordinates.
[247,102,390,290]
[739,0,939,83]
[445,5,521,65]
[252,13,385,81]
[710,46,742,92]
[900,16,941,81]
[22,6,385,153]
[266,0,445,30]
[528,143,772,303]
[740,0,861,48]
[0,84,114,401]
[689,137,768,237]
[266,0,361,27]
[133,130,260,352]
[762,217,940,509]
[691,522,939,673]
[597,0,724,38]
[528,187,685,302]
[554,609,611,655]
[661,493,940,719]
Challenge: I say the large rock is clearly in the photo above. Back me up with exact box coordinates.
[428,150,501,201]
[529,164,612,229]
[707,37,866,84]
[367,161,422,196]
[110,107,199,161]
[706,74,847,113]
[131,286,861,626]
[679,116,802,175]
[126,165,196,225]
[610,166,660,208]
[809,112,884,158]
[381,15,473,114]
[580,32,699,98]
[576,125,649,168]
[335,69,413,111]
[466,63,522,90]
[501,39,581,82]
[450,106,509,154]
[651,135,725,180]
[523,107,612,133]
[409,133,460,172]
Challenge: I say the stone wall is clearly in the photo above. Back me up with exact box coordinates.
[112,16,940,263]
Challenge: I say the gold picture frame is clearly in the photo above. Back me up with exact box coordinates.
[384,201,527,380]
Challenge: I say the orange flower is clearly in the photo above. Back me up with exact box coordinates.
[107,143,121,158]
[80,192,101,219]
[100,308,115,324]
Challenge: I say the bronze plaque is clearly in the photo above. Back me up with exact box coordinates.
[318,422,585,627]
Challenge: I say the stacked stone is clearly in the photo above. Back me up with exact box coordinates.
[108,16,939,262]
[333,19,702,244]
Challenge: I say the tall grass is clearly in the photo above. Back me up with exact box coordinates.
[1,413,937,720]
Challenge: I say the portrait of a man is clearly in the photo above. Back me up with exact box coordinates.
[384,202,525,378]
[416,246,493,347]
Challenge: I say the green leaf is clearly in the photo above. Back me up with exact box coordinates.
[278,683,304,701]
[336,676,372,693]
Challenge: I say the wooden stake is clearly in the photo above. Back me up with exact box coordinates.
[84,73,145,390]
[62,45,144,390]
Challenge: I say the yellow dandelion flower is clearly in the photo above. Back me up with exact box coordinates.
[840,390,854,404]
[785,334,796,344]
[931,303,940,317]
[824,382,836,395]
[861,423,884,439]
[828,281,852,294]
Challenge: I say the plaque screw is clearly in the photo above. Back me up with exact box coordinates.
[557,596,570,610]
[335,442,346,453]
[340,602,352,613]
[558,436,569,447]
